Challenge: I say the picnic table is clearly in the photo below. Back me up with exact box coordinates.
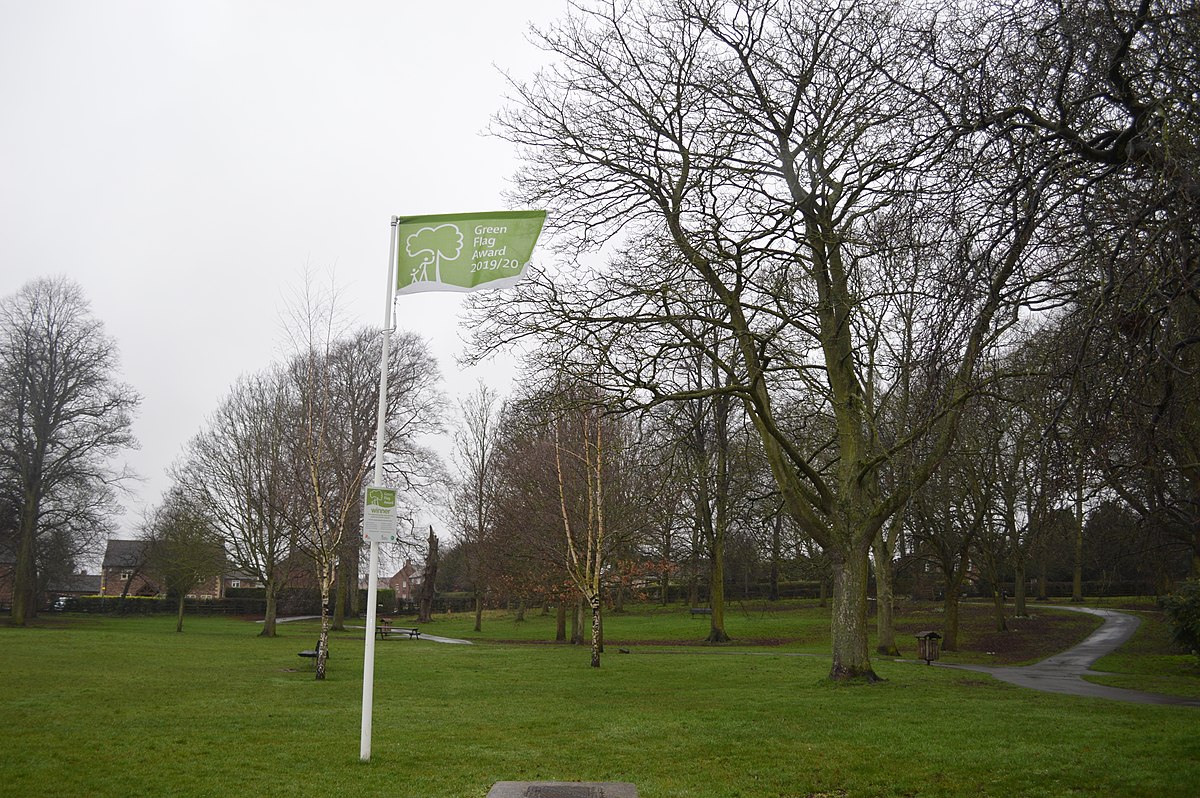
[375,620,420,639]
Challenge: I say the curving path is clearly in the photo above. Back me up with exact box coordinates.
[936,605,1200,706]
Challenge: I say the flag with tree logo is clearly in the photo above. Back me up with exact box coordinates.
[395,210,546,295]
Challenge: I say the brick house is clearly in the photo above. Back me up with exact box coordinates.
[100,539,160,597]
[222,570,263,592]
[388,559,423,600]
[99,539,223,599]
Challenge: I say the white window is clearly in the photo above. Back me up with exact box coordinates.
[230,580,241,589]
[120,570,133,581]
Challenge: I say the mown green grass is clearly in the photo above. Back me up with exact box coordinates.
[1,611,1197,797]
[421,599,1105,666]
[1086,607,1200,699]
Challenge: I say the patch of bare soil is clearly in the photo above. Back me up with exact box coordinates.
[894,601,1103,665]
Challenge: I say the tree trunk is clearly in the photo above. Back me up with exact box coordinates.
[316,574,331,681]
[10,507,39,626]
[1072,465,1084,602]
[1037,547,1049,601]
[873,529,898,656]
[332,566,347,631]
[473,591,483,633]
[589,597,602,668]
[991,587,1008,632]
[828,546,879,682]
[418,527,439,624]
[707,547,730,643]
[260,581,278,637]
[515,598,526,622]
[175,594,186,633]
[687,523,700,607]
[555,601,567,642]
[1013,558,1028,617]
[769,514,782,602]
[347,545,361,618]
[942,587,961,651]
[571,597,584,645]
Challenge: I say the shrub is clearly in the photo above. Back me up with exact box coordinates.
[1160,580,1200,660]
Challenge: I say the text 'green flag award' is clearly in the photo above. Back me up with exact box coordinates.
[395,209,547,295]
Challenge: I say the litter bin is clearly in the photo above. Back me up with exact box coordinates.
[915,631,942,665]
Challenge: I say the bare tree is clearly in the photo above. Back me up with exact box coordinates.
[553,398,611,668]
[0,277,139,625]
[417,525,438,624]
[280,276,441,679]
[450,383,503,633]
[144,488,226,633]
[470,0,1058,680]
[177,366,296,636]
[953,0,1200,578]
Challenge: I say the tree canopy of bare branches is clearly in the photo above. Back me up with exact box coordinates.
[0,277,139,625]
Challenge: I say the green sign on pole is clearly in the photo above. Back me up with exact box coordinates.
[395,210,546,295]
[363,486,398,543]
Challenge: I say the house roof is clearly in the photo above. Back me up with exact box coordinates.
[101,539,149,569]
[391,560,422,580]
[49,573,102,593]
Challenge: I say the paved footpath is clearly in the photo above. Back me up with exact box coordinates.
[935,605,1200,706]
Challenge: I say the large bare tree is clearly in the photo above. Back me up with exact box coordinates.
[176,366,297,636]
[0,277,138,625]
[470,0,1059,680]
[449,383,503,633]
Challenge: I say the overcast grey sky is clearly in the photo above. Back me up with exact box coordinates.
[1,0,569,535]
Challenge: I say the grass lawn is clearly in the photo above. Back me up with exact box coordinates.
[1085,606,1200,699]
[2,605,1197,797]
[424,599,1105,666]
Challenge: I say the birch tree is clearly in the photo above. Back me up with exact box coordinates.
[282,279,441,679]
[554,400,610,668]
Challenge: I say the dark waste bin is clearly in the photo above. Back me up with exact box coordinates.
[916,631,942,665]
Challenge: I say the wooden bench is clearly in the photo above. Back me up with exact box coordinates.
[376,625,420,639]
[689,608,712,618]
[298,640,326,663]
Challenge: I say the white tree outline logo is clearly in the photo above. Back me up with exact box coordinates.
[405,224,464,283]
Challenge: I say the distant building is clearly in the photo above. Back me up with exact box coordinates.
[100,539,222,599]
[388,559,423,600]
[222,571,263,593]
[49,572,102,598]
[100,539,160,597]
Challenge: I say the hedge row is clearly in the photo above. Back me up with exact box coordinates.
[61,586,402,617]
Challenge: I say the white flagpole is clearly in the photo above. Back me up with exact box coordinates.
[361,216,399,762]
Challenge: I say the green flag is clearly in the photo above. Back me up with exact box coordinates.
[395,210,546,295]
